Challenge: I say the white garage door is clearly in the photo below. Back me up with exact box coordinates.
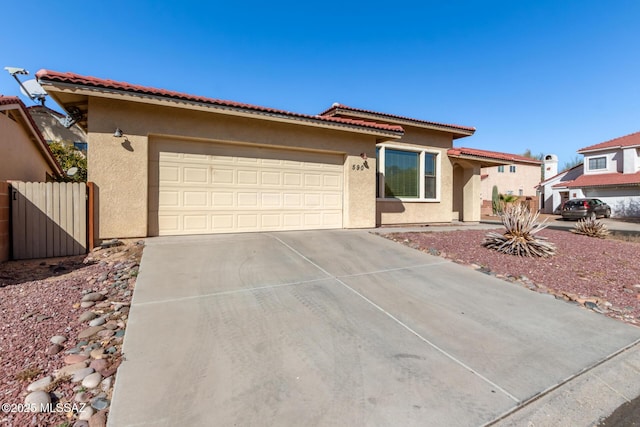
[149,139,344,235]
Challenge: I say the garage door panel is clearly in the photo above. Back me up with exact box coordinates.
[151,140,344,235]
[237,170,258,185]
[183,167,208,184]
[212,169,234,184]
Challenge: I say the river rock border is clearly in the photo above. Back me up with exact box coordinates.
[20,240,143,427]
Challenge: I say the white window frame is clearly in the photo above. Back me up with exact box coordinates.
[588,156,607,171]
[376,144,441,202]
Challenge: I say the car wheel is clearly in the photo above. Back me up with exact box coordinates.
[605,208,611,218]
[588,211,596,220]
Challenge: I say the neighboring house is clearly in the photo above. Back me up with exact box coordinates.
[567,131,640,217]
[445,148,541,215]
[0,96,62,182]
[538,131,640,217]
[28,105,88,153]
[537,160,583,214]
[37,70,502,240]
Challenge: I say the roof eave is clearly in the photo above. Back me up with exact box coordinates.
[0,102,63,177]
[447,153,509,167]
[578,144,640,154]
[39,80,404,139]
[326,107,475,138]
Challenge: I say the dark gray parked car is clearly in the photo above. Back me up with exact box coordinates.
[561,198,611,220]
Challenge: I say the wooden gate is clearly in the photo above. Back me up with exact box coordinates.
[11,182,89,259]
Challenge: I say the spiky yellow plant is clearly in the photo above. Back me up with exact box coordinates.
[572,217,610,238]
[482,203,556,257]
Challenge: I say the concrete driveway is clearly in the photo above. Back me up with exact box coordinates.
[109,230,640,426]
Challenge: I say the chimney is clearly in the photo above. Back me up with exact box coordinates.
[543,154,558,180]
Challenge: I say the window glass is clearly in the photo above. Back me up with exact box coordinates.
[589,157,606,170]
[509,165,516,173]
[498,165,504,173]
[384,149,419,198]
[424,153,436,199]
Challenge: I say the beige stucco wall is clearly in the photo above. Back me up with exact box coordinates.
[480,163,541,201]
[87,97,380,239]
[0,112,54,181]
[376,126,456,225]
[29,106,87,146]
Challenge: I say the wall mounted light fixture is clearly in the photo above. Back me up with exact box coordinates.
[113,128,123,138]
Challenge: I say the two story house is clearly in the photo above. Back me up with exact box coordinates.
[540,131,640,217]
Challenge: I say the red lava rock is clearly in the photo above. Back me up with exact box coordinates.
[90,359,108,372]
[89,409,108,427]
[0,242,143,426]
[100,361,121,378]
[64,354,89,365]
[389,229,640,324]
[97,329,115,339]
[46,343,64,355]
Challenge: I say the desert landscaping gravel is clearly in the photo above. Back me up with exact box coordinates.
[0,241,142,427]
[386,228,640,325]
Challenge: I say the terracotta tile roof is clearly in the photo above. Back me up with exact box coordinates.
[320,103,476,134]
[564,171,640,188]
[538,163,583,186]
[35,70,403,135]
[0,96,63,176]
[447,147,542,165]
[578,131,640,153]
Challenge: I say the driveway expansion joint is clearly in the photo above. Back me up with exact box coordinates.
[270,234,521,403]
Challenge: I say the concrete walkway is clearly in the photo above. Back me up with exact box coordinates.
[109,229,640,426]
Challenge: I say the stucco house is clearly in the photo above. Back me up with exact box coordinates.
[0,96,62,181]
[0,95,63,262]
[36,70,505,240]
[28,105,88,153]
[444,148,541,215]
[567,132,640,217]
[537,159,583,214]
[538,131,640,217]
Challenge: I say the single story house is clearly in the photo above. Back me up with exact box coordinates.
[28,105,88,153]
[444,148,541,215]
[36,70,506,240]
[0,95,62,262]
[538,131,640,217]
[0,96,62,182]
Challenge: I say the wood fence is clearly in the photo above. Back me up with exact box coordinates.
[0,181,9,262]
[11,182,89,259]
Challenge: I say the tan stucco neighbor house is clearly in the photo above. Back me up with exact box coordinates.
[0,96,62,182]
[36,70,500,240]
[445,147,542,215]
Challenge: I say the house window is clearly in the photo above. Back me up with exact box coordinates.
[377,145,439,200]
[509,165,516,173]
[589,156,606,170]
[424,153,436,199]
[498,165,504,173]
[384,149,419,198]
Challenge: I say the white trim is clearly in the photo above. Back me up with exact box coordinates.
[375,144,441,202]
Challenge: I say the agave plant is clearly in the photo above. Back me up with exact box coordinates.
[482,203,556,257]
[572,217,610,238]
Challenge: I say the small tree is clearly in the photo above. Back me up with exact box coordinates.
[491,185,500,215]
[48,141,87,182]
[561,156,582,172]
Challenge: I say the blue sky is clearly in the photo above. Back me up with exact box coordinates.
[2,0,639,169]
